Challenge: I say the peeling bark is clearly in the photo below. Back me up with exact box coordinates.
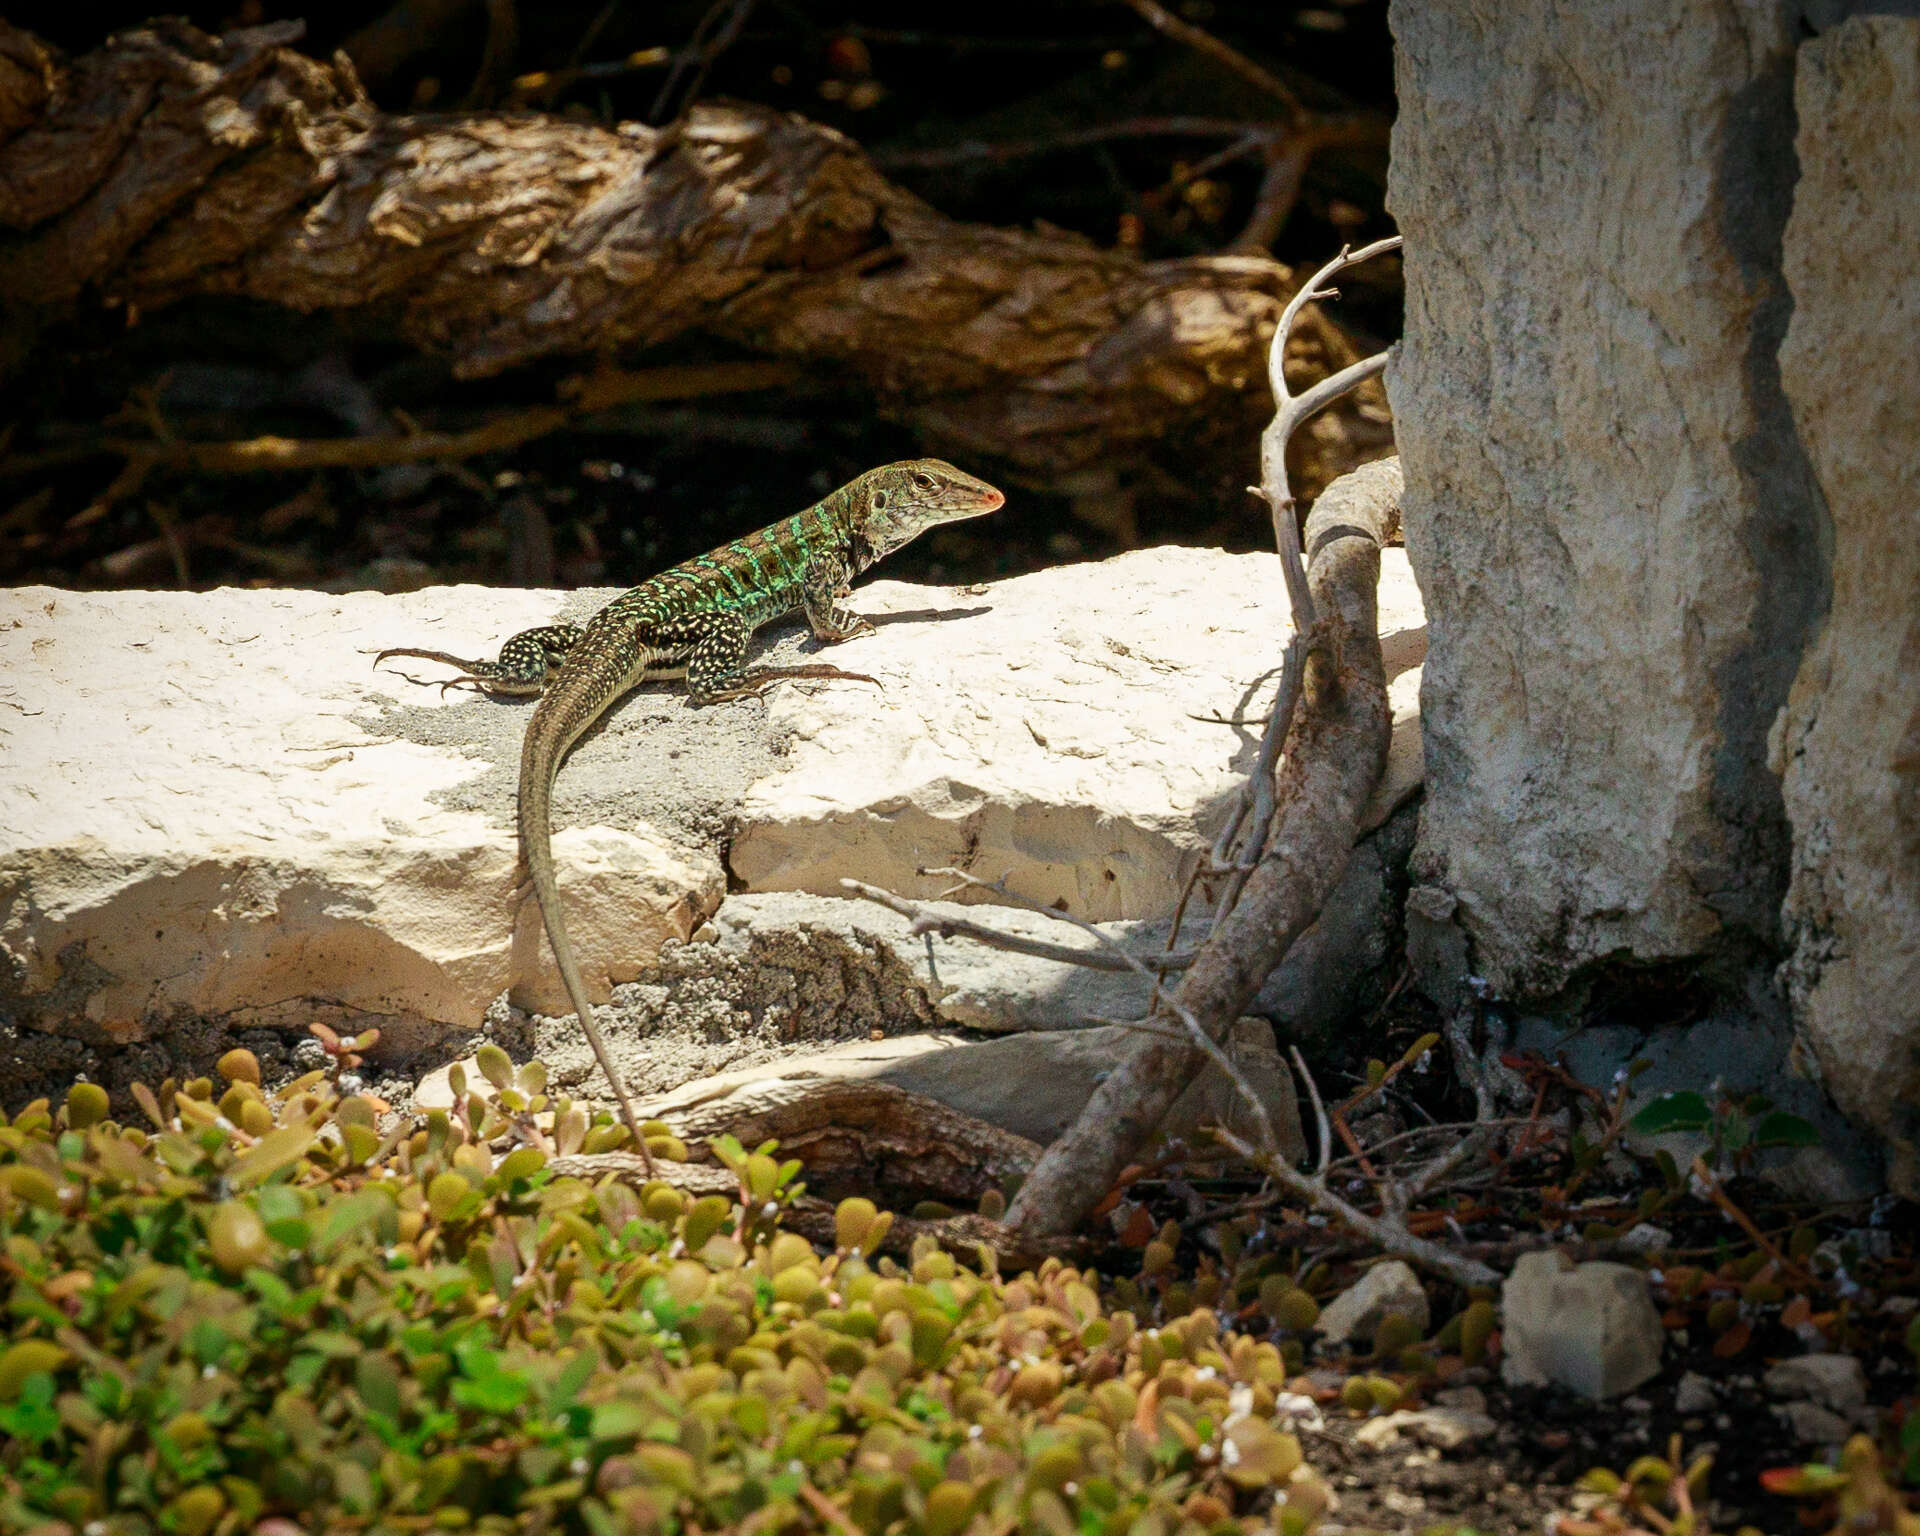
[0,19,1384,483]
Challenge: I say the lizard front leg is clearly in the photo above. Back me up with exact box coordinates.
[375,624,582,696]
[801,562,876,643]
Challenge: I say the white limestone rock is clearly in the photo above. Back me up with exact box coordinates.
[1387,3,1824,993]
[1500,1252,1664,1401]
[0,585,725,1044]
[1353,1406,1496,1453]
[1315,1259,1430,1346]
[1774,16,1920,1200]
[732,547,1427,916]
[1,551,1424,1098]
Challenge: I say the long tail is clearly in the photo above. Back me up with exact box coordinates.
[518,694,654,1172]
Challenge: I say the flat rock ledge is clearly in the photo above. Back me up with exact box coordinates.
[1,547,1425,1106]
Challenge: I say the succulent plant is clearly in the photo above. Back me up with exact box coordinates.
[0,1048,1336,1535]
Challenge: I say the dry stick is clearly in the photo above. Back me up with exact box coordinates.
[1115,0,1304,121]
[874,117,1268,171]
[866,856,1498,1287]
[1206,1122,1498,1289]
[1195,239,1405,916]
[1004,239,1405,1249]
[863,864,1294,1180]
[841,879,1195,973]
[0,362,797,520]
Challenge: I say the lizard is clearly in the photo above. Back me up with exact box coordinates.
[376,458,1005,1173]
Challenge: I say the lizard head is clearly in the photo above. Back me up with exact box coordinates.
[852,459,1005,562]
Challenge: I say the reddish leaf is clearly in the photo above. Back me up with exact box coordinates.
[1115,1203,1156,1249]
[1712,1319,1752,1357]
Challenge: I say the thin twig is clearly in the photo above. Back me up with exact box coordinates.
[1,362,798,518]
[1205,1118,1499,1288]
[1251,235,1402,629]
[875,867,1499,1287]
[1291,1045,1332,1176]
[1688,1156,1816,1286]
[1115,0,1303,121]
[905,866,1292,1171]
[839,878,1194,973]
[648,0,757,125]
[1231,137,1313,253]
[875,116,1264,171]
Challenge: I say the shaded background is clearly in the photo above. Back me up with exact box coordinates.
[2,0,1395,594]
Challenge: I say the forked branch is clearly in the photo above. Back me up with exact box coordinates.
[1002,238,1405,1244]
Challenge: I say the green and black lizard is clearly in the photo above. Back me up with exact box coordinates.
[379,459,1005,1168]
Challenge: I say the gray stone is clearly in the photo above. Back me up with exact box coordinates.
[1674,1372,1717,1415]
[1496,1006,1882,1204]
[1315,1259,1430,1345]
[1763,1353,1868,1413]
[1353,1406,1495,1452]
[1775,16,1920,1201]
[1500,1252,1664,1401]
[1387,0,1822,995]
[612,1018,1304,1158]
[1776,1401,1854,1448]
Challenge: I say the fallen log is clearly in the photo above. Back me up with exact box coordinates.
[0,18,1386,487]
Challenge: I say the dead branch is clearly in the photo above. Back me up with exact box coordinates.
[0,360,797,520]
[1114,0,1304,121]
[548,1076,1074,1267]
[1003,241,1404,1246]
[860,862,1497,1288]
[841,876,1195,973]
[0,19,1385,488]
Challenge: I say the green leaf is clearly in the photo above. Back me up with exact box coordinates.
[229,1125,315,1188]
[0,1373,59,1444]
[313,1187,395,1253]
[1629,1092,1713,1134]
[1752,1111,1820,1149]
[546,1349,597,1413]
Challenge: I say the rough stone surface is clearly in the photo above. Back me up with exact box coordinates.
[1500,1252,1664,1401]
[0,583,732,1043]
[1386,2,1823,995]
[730,547,1427,917]
[1315,1259,1430,1345]
[0,552,1424,1103]
[610,1018,1303,1159]
[1774,16,1920,1200]
[1763,1353,1869,1413]
[1776,1402,1855,1447]
[499,890,1318,1148]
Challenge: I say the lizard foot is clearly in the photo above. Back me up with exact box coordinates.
[698,663,882,703]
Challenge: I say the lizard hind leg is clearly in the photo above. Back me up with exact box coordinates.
[375,623,583,696]
[696,662,882,703]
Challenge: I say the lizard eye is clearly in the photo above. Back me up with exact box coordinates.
[911,472,937,492]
